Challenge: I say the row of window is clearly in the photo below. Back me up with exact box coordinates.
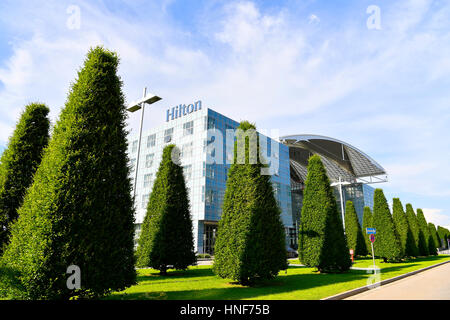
[131,120,196,153]
[130,154,155,173]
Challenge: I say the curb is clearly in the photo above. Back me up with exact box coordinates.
[322,259,450,300]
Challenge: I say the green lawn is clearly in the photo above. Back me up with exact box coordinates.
[106,255,450,300]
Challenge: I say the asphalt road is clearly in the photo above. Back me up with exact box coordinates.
[346,261,450,300]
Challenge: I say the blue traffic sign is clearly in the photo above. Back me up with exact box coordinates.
[366,228,376,234]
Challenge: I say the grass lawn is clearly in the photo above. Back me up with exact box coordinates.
[106,255,450,300]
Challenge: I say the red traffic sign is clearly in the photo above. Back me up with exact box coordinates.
[370,234,375,243]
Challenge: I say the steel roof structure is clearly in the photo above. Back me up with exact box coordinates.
[280,134,388,184]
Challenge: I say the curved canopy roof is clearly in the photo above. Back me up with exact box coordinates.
[280,134,387,184]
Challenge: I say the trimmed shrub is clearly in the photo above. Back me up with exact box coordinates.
[344,201,367,257]
[0,47,136,299]
[392,198,418,257]
[136,144,196,274]
[427,223,438,255]
[437,226,450,249]
[372,189,402,262]
[362,206,373,254]
[0,103,50,254]
[428,223,440,249]
[416,209,430,256]
[405,204,421,252]
[213,121,287,285]
[298,154,351,273]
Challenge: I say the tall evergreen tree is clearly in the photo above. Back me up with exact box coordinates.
[444,228,450,249]
[416,209,430,256]
[136,144,195,274]
[392,198,418,257]
[405,204,420,255]
[434,226,442,249]
[0,103,50,254]
[362,206,373,254]
[298,154,351,272]
[437,226,449,249]
[344,201,367,257]
[372,189,402,262]
[213,121,287,285]
[427,223,438,255]
[0,47,136,299]
[428,223,440,249]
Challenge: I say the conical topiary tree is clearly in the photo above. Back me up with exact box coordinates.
[442,227,450,249]
[362,206,373,254]
[434,225,442,249]
[416,209,429,256]
[298,154,351,272]
[392,198,418,258]
[0,103,50,254]
[437,226,449,249]
[136,144,196,275]
[0,47,136,299]
[213,121,287,285]
[372,189,402,262]
[344,201,367,257]
[427,223,439,255]
[405,204,420,255]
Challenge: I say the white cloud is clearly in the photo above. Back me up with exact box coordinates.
[422,208,450,229]
[0,0,449,222]
[308,14,320,25]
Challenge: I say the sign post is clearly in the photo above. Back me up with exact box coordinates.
[366,228,376,274]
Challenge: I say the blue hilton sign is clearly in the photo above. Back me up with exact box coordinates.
[166,100,202,122]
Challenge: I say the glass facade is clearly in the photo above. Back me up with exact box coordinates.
[128,106,379,253]
[128,107,293,253]
[333,183,374,225]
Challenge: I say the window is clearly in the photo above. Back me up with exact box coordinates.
[181,142,193,159]
[146,153,154,168]
[206,190,216,205]
[183,121,194,136]
[144,174,153,188]
[142,194,149,209]
[130,159,136,172]
[203,162,215,179]
[164,128,174,143]
[183,165,192,181]
[132,140,138,153]
[147,134,156,148]
[206,117,215,130]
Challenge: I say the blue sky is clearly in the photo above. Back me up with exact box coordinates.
[0,0,449,229]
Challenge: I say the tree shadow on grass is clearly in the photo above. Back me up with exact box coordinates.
[108,257,450,301]
[136,267,215,283]
[109,267,371,300]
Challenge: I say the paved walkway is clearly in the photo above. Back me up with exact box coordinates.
[346,262,450,300]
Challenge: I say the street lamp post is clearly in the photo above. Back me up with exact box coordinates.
[331,176,350,230]
[127,87,162,201]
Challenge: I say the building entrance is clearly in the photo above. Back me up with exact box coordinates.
[203,223,218,255]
